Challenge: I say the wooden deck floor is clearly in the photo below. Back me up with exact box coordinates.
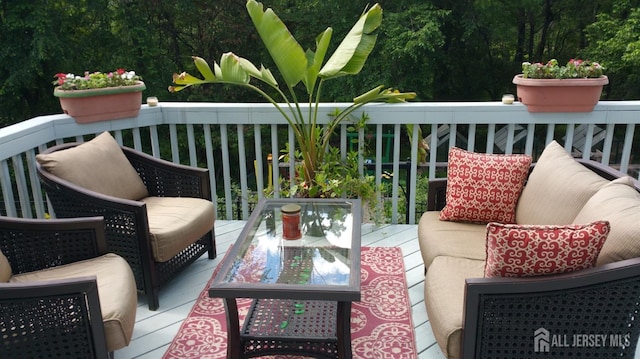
[114,220,445,359]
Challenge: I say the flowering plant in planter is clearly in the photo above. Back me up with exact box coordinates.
[52,69,146,123]
[53,69,141,90]
[513,59,608,113]
[521,59,605,79]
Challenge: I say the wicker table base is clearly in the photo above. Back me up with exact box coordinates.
[224,297,352,359]
[240,298,344,358]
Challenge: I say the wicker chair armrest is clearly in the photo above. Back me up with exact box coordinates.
[0,276,109,359]
[426,178,448,211]
[0,217,107,274]
[577,159,640,187]
[462,258,640,358]
[123,147,211,199]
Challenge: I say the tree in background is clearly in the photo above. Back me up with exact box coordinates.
[0,0,114,124]
[0,0,258,127]
[1,0,639,128]
[335,1,448,101]
[427,0,616,101]
[584,1,640,99]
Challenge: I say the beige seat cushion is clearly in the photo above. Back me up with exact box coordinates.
[572,177,640,265]
[0,250,11,282]
[418,211,487,269]
[10,253,137,352]
[36,131,149,200]
[142,197,215,262]
[424,256,485,359]
[516,140,608,225]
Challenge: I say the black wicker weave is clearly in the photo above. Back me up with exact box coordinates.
[463,258,640,358]
[425,159,640,358]
[36,142,217,311]
[242,299,340,358]
[0,216,110,359]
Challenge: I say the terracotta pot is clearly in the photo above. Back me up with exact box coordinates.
[54,81,146,123]
[512,75,608,113]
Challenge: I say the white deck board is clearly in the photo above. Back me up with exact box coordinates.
[115,220,444,358]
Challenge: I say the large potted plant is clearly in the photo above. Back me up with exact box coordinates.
[512,59,608,112]
[169,0,415,221]
[53,69,145,123]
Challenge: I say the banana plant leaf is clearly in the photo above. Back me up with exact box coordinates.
[246,0,307,88]
[319,4,383,79]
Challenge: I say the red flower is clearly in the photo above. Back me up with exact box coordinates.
[54,73,67,85]
[569,59,583,66]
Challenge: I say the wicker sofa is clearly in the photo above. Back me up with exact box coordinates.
[418,141,640,359]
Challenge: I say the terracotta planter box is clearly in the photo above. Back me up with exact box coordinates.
[54,81,146,123]
[512,75,608,113]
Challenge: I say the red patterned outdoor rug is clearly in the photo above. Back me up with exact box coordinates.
[163,246,417,358]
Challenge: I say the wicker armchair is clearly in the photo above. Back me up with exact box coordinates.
[0,216,137,358]
[36,132,216,310]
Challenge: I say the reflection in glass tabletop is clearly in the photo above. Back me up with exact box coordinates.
[212,198,361,298]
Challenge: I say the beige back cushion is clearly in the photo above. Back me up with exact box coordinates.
[0,249,12,282]
[572,177,640,265]
[36,131,149,200]
[516,140,608,225]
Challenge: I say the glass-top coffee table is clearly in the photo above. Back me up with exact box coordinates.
[209,198,361,359]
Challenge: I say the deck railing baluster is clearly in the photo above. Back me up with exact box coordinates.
[1,102,639,223]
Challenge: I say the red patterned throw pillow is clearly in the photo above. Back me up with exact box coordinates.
[484,221,610,277]
[439,147,532,223]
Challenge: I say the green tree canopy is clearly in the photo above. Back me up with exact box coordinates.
[1,0,638,127]
[584,1,640,99]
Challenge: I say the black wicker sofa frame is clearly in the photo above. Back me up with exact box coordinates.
[425,159,640,358]
[36,142,217,311]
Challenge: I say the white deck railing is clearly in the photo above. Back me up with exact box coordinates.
[1,101,639,224]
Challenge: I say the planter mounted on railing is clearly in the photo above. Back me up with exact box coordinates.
[512,75,608,113]
[54,81,146,123]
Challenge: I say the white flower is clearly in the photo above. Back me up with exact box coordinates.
[122,71,137,80]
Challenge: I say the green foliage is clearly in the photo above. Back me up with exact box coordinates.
[170,0,415,201]
[521,59,605,79]
[262,110,388,223]
[375,3,448,100]
[0,0,115,125]
[53,69,141,90]
[1,0,636,129]
[584,3,640,98]
[425,0,615,100]
[268,141,387,224]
